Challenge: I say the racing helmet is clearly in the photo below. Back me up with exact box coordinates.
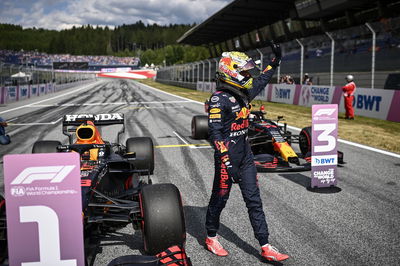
[217,51,261,89]
[346,75,354,82]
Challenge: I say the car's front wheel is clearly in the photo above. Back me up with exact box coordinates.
[32,140,62,153]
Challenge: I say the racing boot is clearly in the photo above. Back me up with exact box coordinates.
[261,244,289,262]
[205,236,228,256]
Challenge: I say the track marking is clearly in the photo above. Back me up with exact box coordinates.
[172,131,211,149]
[0,81,100,115]
[125,106,185,110]
[138,82,203,105]
[155,143,211,148]
[28,100,191,107]
[8,117,63,126]
[138,82,400,158]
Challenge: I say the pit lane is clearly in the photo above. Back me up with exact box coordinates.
[0,79,399,265]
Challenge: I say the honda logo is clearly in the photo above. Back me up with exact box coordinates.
[11,166,76,185]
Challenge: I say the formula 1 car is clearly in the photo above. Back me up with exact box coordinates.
[0,113,186,265]
[191,103,344,172]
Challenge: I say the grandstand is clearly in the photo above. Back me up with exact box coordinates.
[157,0,400,89]
[0,50,140,70]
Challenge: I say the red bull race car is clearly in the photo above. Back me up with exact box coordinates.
[192,102,344,172]
[0,113,188,265]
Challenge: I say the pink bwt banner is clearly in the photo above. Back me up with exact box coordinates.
[311,104,338,188]
[4,153,84,266]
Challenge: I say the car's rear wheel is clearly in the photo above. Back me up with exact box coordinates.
[0,194,7,263]
[299,126,312,156]
[191,115,208,139]
[32,140,62,153]
[140,184,185,255]
[126,137,154,175]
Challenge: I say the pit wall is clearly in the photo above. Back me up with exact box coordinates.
[196,82,400,122]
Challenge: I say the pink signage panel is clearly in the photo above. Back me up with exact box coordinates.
[4,153,84,266]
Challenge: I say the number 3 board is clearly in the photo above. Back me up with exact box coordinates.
[311,104,338,188]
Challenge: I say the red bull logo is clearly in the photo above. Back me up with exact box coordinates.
[219,163,229,189]
[215,141,228,153]
[235,107,250,120]
[231,119,249,131]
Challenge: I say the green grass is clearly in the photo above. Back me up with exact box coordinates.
[139,79,400,154]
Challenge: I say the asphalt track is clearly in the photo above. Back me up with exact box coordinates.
[0,79,399,266]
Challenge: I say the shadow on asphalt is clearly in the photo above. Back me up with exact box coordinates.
[184,205,284,264]
[279,173,311,188]
[87,228,144,265]
[279,173,342,194]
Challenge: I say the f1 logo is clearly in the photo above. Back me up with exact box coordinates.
[314,108,336,116]
[11,166,76,185]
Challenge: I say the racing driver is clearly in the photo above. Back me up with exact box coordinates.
[205,42,289,262]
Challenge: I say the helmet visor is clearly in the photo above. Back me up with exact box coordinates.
[239,60,261,78]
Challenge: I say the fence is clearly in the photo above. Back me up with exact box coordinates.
[157,18,400,90]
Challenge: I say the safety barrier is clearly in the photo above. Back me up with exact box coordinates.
[0,79,95,105]
[195,81,400,122]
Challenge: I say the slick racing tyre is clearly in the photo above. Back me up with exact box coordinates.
[0,194,7,263]
[191,115,208,139]
[299,126,312,156]
[126,137,154,175]
[32,140,62,153]
[140,184,185,255]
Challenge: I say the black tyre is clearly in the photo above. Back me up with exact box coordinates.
[285,130,292,145]
[32,140,62,153]
[126,137,154,175]
[140,184,185,255]
[0,194,7,263]
[299,126,312,156]
[191,115,208,139]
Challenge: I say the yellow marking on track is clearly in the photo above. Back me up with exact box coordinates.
[155,143,211,148]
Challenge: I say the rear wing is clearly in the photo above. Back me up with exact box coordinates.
[63,113,124,126]
[62,113,125,144]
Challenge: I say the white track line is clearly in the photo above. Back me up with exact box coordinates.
[173,131,191,146]
[138,81,400,159]
[172,130,211,149]
[0,81,100,115]
[139,82,203,105]
[28,100,191,107]
[9,117,63,126]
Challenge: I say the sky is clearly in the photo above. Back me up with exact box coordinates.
[0,0,233,30]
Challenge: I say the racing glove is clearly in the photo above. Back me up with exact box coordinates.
[267,41,281,68]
